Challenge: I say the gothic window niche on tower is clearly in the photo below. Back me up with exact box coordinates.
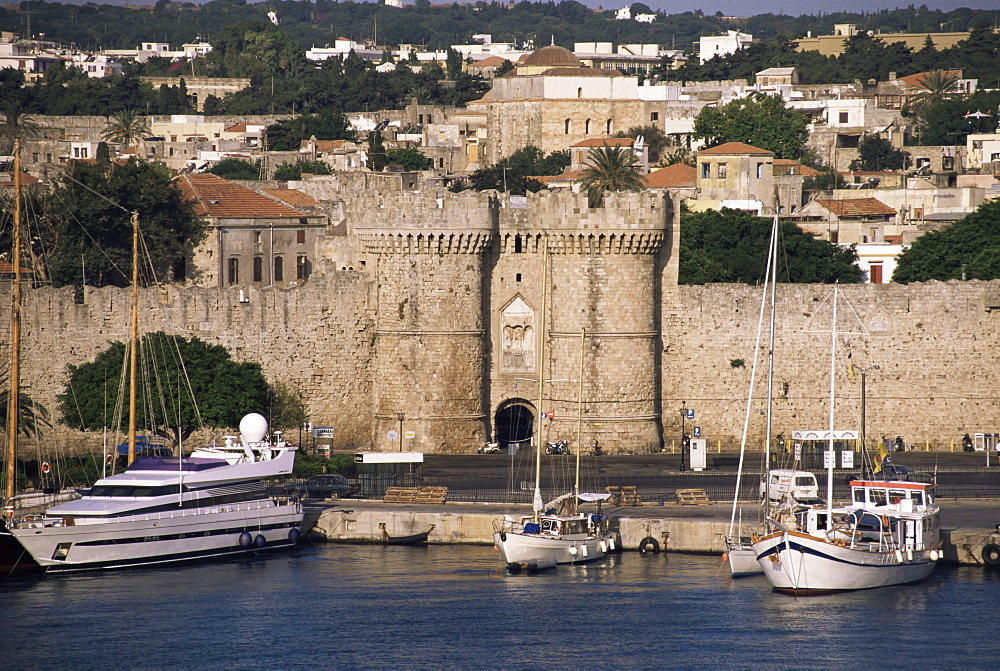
[501,296,535,374]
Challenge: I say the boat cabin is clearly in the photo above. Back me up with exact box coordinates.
[850,479,935,513]
[517,514,593,539]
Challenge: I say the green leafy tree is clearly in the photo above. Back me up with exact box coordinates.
[207,158,261,180]
[59,333,271,443]
[266,110,354,151]
[692,93,809,160]
[367,131,387,172]
[204,19,306,80]
[850,135,911,171]
[464,146,569,195]
[101,109,152,145]
[0,373,51,438]
[446,48,463,80]
[273,159,333,181]
[578,146,645,208]
[36,160,205,288]
[385,147,431,171]
[803,165,847,191]
[679,209,862,285]
[614,125,669,163]
[893,199,1000,283]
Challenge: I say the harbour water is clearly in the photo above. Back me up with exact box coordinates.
[2,543,999,669]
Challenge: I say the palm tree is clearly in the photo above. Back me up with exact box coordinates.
[908,70,961,116]
[0,373,51,439]
[0,100,41,155]
[577,145,645,208]
[101,109,152,146]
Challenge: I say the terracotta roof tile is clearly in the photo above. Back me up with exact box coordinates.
[814,197,896,217]
[300,139,351,152]
[643,163,696,188]
[897,69,962,90]
[175,174,307,219]
[0,261,34,275]
[572,137,634,148]
[697,141,773,155]
[262,188,321,207]
[472,55,512,67]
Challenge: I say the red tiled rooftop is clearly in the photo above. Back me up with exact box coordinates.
[572,137,635,148]
[896,69,962,90]
[814,197,896,217]
[472,55,512,67]
[300,139,350,153]
[174,174,307,218]
[697,141,773,156]
[262,188,321,208]
[0,261,34,275]
[643,163,696,188]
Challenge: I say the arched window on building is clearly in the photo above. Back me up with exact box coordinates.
[577,87,583,99]
[585,119,591,134]
[606,119,613,134]
[564,119,571,134]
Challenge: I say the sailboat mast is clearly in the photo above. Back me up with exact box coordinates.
[826,286,838,523]
[3,139,23,520]
[764,216,778,497]
[574,328,585,513]
[127,211,139,466]
[533,242,547,522]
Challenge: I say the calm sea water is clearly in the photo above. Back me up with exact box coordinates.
[2,543,998,670]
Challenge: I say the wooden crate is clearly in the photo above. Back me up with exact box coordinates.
[675,488,711,505]
[605,485,623,506]
[620,486,642,506]
[383,486,448,504]
[383,487,418,503]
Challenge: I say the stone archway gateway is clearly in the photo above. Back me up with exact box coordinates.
[494,399,535,449]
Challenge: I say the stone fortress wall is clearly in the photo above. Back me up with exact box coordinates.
[5,186,1000,454]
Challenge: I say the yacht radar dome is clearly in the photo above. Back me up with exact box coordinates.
[239,413,269,443]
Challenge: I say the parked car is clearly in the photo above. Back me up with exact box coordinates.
[287,474,359,499]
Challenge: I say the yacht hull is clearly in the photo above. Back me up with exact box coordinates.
[752,531,936,593]
[493,530,611,565]
[11,500,303,572]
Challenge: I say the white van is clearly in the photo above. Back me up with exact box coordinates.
[759,469,821,504]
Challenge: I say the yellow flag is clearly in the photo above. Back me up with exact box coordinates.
[847,362,856,380]
[874,442,888,473]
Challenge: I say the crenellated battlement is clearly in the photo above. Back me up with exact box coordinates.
[359,231,494,254]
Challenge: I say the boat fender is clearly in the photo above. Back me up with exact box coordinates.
[239,531,253,549]
[638,536,660,554]
[254,534,267,549]
[609,537,616,551]
[982,543,1000,567]
[507,562,522,575]
[288,528,301,544]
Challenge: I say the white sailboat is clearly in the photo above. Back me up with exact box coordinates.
[492,244,614,568]
[751,287,942,592]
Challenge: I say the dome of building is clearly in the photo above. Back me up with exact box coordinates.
[521,46,581,68]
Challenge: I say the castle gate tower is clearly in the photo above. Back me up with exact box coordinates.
[356,190,496,453]
[491,190,670,454]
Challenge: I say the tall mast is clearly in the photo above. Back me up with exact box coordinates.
[764,215,778,503]
[826,286,838,524]
[574,328,585,513]
[3,139,23,520]
[533,241,547,522]
[127,211,139,466]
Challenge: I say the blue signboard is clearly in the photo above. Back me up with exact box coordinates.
[693,426,701,438]
[685,409,695,420]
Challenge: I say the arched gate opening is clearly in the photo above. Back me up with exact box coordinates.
[494,399,535,450]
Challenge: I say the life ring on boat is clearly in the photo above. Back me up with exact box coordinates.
[41,461,51,474]
[638,536,660,554]
[982,543,1000,567]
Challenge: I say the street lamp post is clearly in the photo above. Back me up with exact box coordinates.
[680,401,687,472]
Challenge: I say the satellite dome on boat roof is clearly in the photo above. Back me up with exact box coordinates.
[239,413,269,443]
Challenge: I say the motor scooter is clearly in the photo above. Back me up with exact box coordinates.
[544,440,569,455]
[478,442,500,454]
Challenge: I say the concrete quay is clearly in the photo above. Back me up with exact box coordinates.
[306,498,1000,567]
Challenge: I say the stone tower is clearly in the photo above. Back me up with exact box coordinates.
[489,190,672,454]
[355,189,497,453]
